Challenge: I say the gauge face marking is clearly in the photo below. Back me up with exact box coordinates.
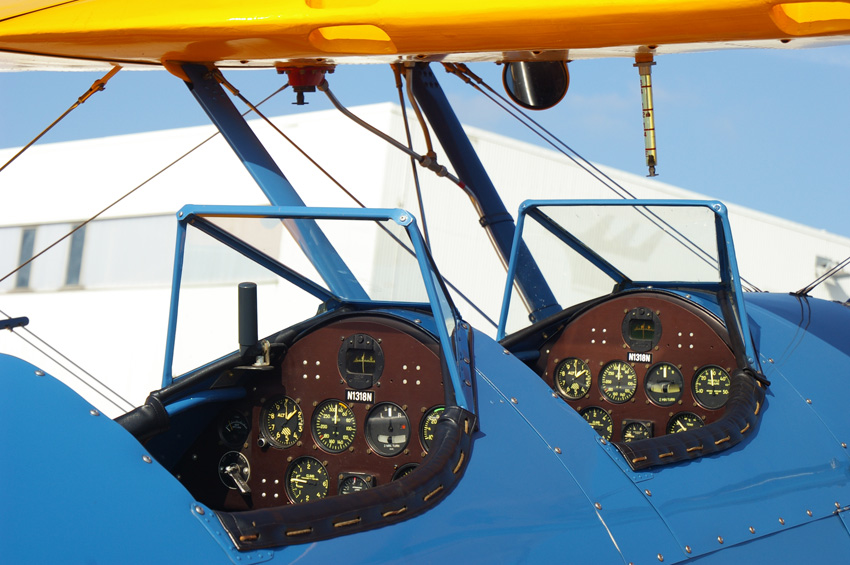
[666,412,705,434]
[645,363,684,406]
[338,474,372,495]
[622,420,653,442]
[420,405,444,452]
[554,358,591,400]
[261,396,303,448]
[218,451,250,490]
[622,307,662,352]
[599,361,638,404]
[338,333,384,390]
[365,402,411,456]
[580,406,613,440]
[312,400,357,453]
[693,365,732,409]
[285,456,329,503]
[219,410,250,448]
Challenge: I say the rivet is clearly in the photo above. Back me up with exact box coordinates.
[554,447,562,454]
[463,358,470,364]
[414,319,421,324]
[178,211,184,217]
[806,399,812,404]
[399,215,407,222]
[841,443,847,449]
[749,526,755,534]
[510,398,518,404]
[600,438,608,445]
[34,370,45,377]
[644,489,652,497]
[768,358,774,364]
[684,546,691,554]
[90,409,100,416]
[807,510,813,517]
[195,505,205,515]
[779,517,785,525]
[464,380,471,387]
[718,536,724,544]
[552,392,558,398]
[657,554,664,562]
[836,502,842,509]
[503,349,510,355]
[142,455,152,464]
[594,502,602,510]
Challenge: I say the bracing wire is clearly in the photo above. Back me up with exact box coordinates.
[443,63,763,293]
[795,254,850,296]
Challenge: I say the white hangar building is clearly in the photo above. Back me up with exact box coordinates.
[2,102,848,415]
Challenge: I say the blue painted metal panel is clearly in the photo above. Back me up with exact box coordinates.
[0,355,229,563]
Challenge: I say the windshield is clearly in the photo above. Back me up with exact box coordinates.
[167,206,453,378]
[499,201,730,337]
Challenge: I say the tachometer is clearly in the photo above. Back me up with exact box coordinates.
[580,406,613,440]
[554,358,591,400]
[693,365,731,409]
[312,400,357,453]
[260,396,303,449]
[666,412,705,434]
[599,361,637,404]
[365,402,410,456]
[645,363,684,406]
[285,456,329,503]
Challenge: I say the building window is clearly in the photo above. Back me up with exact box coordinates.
[65,224,86,287]
[15,227,36,289]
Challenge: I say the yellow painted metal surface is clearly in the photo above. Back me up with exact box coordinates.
[1,0,850,68]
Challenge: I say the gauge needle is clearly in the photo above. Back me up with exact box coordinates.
[333,404,339,425]
[677,421,687,432]
[291,477,307,484]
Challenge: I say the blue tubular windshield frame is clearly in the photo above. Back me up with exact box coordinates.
[497,199,758,367]
[161,205,468,406]
[181,64,367,301]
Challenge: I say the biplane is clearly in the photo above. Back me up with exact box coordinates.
[2,1,850,563]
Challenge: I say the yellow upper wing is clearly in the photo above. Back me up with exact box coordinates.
[1,0,850,69]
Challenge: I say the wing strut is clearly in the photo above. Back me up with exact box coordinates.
[635,54,658,177]
[180,64,367,300]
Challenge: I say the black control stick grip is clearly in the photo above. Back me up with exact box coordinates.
[238,282,258,356]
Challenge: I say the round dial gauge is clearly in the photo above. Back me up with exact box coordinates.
[366,402,411,456]
[218,451,251,490]
[312,400,357,453]
[645,363,684,406]
[219,410,250,448]
[420,405,445,452]
[693,366,732,409]
[554,358,592,400]
[599,361,638,404]
[392,463,418,481]
[338,333,384,390]
[339,474,372,495]
[261,396,303,449]
[666,412,705,434]
[580,406,613,440]
[622,421,653,442]
[285,456,329,504]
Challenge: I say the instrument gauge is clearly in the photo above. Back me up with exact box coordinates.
[693,366,732,409]
[285,456,329,504]
[622,420,653,442]
[312,400,357,453]
[645,363,684,406]
[338,333,384,390]
[260,396,303,449]
[667,412,705,434]
[365,402,411,456]
[219,410,250,448]
[622,307,662,352]
[599,361,638,404]
[554,358,591,400]
[420,405,445,452]
[580,406,613,441]
[338,473,372,495]
[392,463,418,481]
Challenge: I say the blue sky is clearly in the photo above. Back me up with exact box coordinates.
[1,45,849,238]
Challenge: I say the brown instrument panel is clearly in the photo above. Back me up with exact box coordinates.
[539,293,736,443]
[174,317,446,511]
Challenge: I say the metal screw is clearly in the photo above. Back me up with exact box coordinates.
[594,502,602,510]
[768,358,774,364]
[503,349,510,355]
[554,447,562,454]
[399,215,407,222]
[510,398,518,404]
[195,505,205,515]
[644,489,652,497]
[842,443,847,449]
[749,526,755,534]
[684,546,691,554]
[142,455,152,464]
[807,510,813,517]
[90,409,100,417]
[779,517,785,525]
[717,536,724,544]
[34,370,45,377]
[806,399,812,404]
[657,554,664,562]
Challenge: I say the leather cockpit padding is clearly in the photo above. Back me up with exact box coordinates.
[216,406,476,549]
[613,369,765,471]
